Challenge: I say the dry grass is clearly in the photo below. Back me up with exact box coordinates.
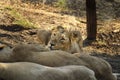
[0,0,38,28]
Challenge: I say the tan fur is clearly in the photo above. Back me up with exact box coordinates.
[0,44,49,62]
[46,26,83,53]
[69,30,83,53]
[37,29,51,45]
[10,44,116,80]
[0,62,97,80]
[0,46,13,62]
[11,46,86,66]
[13,44,50,52]
[47,26,71,52]
[73,53,117,80]
[0,44,116,80]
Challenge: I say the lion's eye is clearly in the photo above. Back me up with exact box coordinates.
[53,33,56,36]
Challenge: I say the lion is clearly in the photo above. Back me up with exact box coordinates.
[69,30,83,53]
[0,62,97,80]
[37,26,83,53]
[73,53,117,80]
[37,29,51,45]
[13,43,50,52]
[0,44,50,62]
[0,45,13,62]
[47,26,71,52]
[9,44,116,80]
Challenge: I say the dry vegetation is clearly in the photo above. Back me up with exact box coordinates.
[1,0,119,55]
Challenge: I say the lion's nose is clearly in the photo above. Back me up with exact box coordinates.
[49,43,55,50]
[50,43,55,46]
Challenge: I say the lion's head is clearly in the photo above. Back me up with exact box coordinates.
[46,26,70,51]
[46,26,83,53]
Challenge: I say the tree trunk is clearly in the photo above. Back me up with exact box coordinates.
[86,0,97,40]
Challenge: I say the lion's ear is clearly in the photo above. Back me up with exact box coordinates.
[57,26,64,30]
[52,26,65,33]
[37,30,52,45]
[0,44,5,50]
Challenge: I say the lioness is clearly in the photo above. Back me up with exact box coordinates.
[9,44,116,80]
[0,44,50,62]
[0,44,116,80]
[0,46,12,62]
[0,62,97,80]
[37,29,51,45]
[37,26,83,53]
[47,26,83,53]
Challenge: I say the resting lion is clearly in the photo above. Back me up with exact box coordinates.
[8,44,116,80]
[0,44,50,62]
[37,26,83,53]
[37,29,51,45]
[0,62,97,80]
[0,46,12,62]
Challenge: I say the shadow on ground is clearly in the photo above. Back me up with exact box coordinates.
[0,24,29,32]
